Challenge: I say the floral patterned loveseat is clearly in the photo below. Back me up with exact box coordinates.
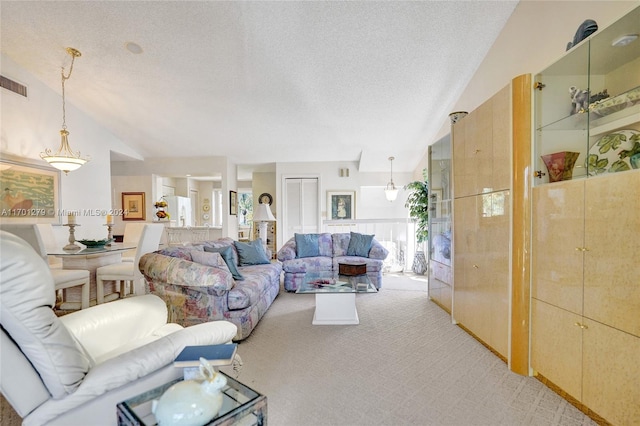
[277,232,388,292]
[139,238,281,341]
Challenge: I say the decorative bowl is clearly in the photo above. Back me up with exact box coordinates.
[78,239,112,247]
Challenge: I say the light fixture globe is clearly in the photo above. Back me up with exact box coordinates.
[41,129,88,174]
[384,156,399,202]
[41,47,90,174]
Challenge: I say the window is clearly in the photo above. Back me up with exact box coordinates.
[238,190,253,227]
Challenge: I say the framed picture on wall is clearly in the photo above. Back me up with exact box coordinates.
[122,192,146,221]
[0,156,60,223]
[229,190,237,215]
[327,191,355,220]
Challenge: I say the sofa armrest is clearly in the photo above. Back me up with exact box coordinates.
[277,237,296,261]
[369,238,389,260]
[140,253,234,297]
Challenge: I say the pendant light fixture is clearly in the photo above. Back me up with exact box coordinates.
[41,47,90,174]
[384,156,399,202]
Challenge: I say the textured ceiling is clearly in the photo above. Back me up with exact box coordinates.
[0,1,518,172]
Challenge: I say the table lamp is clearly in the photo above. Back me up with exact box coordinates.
[253,203,276,250]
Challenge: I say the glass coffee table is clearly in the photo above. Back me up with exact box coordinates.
[296,273,377,325]
[117,370,266,425]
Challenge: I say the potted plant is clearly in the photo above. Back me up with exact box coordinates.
[404,169,429,274]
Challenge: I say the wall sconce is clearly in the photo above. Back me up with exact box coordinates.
[384,156,398,202]
[41,47,90,174]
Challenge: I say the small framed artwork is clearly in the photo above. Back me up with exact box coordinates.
[327,191,355,220]
[229,190,237,215]
[122,192,146,221]
[0,155,61,223]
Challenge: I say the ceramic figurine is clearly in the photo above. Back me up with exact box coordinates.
[569,86,589,114]
[153,357,227,426]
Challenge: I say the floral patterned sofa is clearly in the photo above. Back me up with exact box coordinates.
[277,232,389,292]
[139,238,281,341]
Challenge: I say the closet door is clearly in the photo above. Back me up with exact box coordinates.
[284,178,319,242]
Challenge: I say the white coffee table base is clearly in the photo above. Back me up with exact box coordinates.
[312,293,359,325]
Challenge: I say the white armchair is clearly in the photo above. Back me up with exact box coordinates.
[0,231,237,426]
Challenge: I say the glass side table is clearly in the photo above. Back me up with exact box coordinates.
[117,371,267,426]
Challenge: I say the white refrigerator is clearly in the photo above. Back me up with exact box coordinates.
[165,196,192,227]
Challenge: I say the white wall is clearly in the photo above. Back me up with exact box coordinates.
[414,1,639,174]
[274,160,417,249]
[1,54,141,240]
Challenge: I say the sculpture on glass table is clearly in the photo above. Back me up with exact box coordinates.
[153,357,227,426]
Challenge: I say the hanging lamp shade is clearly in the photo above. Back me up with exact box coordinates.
[384,156,398,201]
[41,47,89,174]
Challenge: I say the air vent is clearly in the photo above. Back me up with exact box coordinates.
[1,75,27,97]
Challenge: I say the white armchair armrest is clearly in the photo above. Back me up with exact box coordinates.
[59,295,174,362]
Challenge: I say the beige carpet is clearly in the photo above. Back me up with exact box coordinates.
[219,273,595,426]
[1,273,596,425]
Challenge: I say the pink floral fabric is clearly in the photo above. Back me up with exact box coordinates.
[277,233,389,291]
[139,241,281,341]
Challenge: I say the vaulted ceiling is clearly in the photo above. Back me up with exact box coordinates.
[1,1,518,172]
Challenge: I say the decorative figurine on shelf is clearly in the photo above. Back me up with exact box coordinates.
[153,357,227,426]
[566,19,598,51]
[589,89,609,104]
[569,86,590,114]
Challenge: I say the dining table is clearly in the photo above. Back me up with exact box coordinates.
[47,242,137,309]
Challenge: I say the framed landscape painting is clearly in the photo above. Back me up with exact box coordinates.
[122,192,146,221]
[0,156,60,223]
[327,191,355,220]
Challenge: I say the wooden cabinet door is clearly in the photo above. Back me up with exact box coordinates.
[491,85,511,192]
[582,319,640,426]
[531,299,583,401]
[531,180,585,315]
[454,193,509,357]
[584,171,640,337]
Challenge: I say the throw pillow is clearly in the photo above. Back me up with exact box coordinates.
[295,233,320,258]
[204,245,244,280]
[234,239,270,266]
[346,232,374,257]
[191,250,231,274]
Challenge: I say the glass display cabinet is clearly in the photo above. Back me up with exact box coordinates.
[533,7,640,185]
[530,8,640,425]
[427,133,452,312]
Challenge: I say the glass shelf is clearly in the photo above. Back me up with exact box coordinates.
[533,7,640,186]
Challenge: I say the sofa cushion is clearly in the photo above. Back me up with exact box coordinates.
[191,251,232,274]
[295,233,320,258]
[0,231,91,398]
[204,246,244,280]
[281,256,334,274]
[228,263,282,310]
[234,240,270,266]
[157,246,200,261]
[347,232,374,257]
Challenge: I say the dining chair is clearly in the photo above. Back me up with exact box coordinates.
[35,223,64,269]
[96,223,164,303]
[121,222,146,262]
[0,224,90,309]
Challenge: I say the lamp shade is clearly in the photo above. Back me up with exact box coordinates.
[253,203,276,221]
[384,186,399,201]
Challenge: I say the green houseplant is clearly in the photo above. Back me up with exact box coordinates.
[404,170,429,243]
[404,170,429,275]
